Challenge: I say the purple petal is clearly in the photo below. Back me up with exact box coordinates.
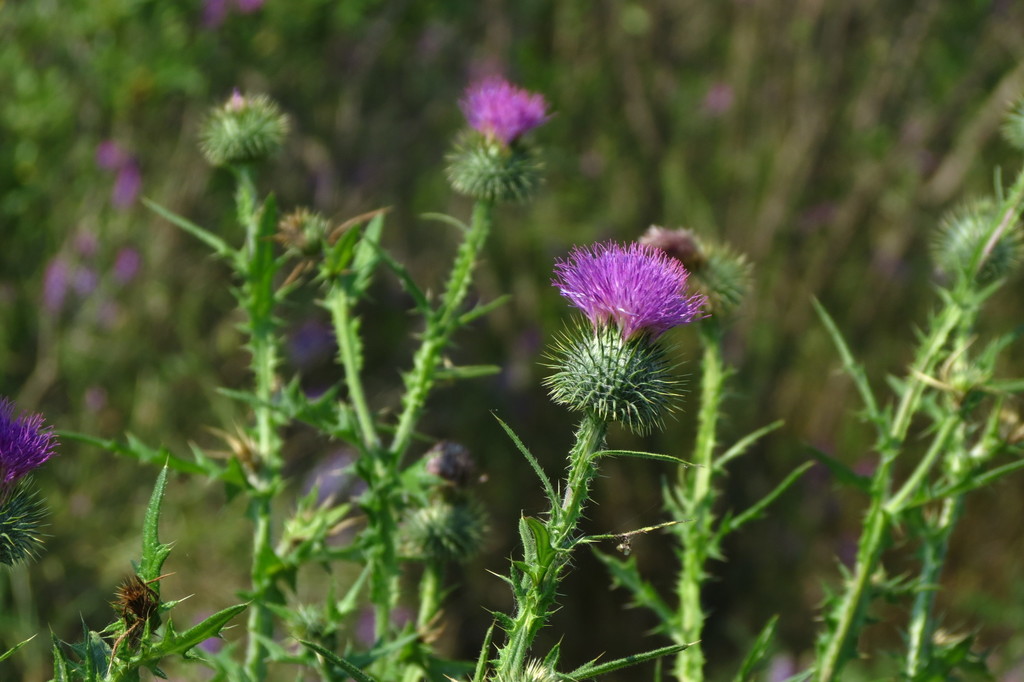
[0,398,58,486]
[552,241,707,339]
[113,247,141,284]
[459,76,549,145]
[112,161,141,207]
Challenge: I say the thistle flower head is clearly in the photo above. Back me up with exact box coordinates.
[553,241,706,341]
[0,398,57,489]
[933,198,1022,284]
[460,76,549,146]
[399,499,487,563]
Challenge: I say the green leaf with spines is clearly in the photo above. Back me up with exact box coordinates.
[137,467,172,583]
[144,199,237,263]
[808,446,870,494]
[493,415,560,514]
[563,642,693,680]
[592,449,696,467]
[715,420,785,470]
[719,461,813,538]
[472,621,497,682]
[592,549,675,629]
[434,364,502,381]
[0,634,35,663]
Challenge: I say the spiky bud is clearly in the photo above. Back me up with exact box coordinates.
[446,133,543,203]
[932,198,1022,284]
[545,324,680,435]
[424,441,477,488]
[1002,95,1024,152]
[199,91,289,167]
[0,479,48,566]
[276,208,331,258]
[640,226,752,317]
[399,499,487,563]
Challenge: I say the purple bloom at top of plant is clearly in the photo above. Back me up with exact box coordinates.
[43,257,71,313]
[113,247,141,284]
[112,161,142,208]
[0,398,58,488]
[96,140,128,171]
[459,76,549,145]
[235,0,265,13]
[553,241,707,340]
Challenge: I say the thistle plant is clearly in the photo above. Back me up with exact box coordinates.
[479,241,706,680]
[56,78,550,681]
[807,100,1024,680]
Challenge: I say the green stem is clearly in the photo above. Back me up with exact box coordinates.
[389,200,493,463]
[673,320,724,682]
[499,413,608,675]
[233,165,282,681]
[904,493,963,678]
[399,563,445,682]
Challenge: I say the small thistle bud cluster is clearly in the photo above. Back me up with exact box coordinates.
[276,208,331,259]
[400,442,487,563]
[447,77,549,202]
[399,498,487,563]
[199,91,289,167]
[932,199,1022,284]
[640,226,752,317]
[545,242,705,435]
[0,397,58,566]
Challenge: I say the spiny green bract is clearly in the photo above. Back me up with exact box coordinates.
[446,132,542,203]
[545,324,681,436]
[932,198,1022,284]
[399,499,487,563]
[0,478,48,566]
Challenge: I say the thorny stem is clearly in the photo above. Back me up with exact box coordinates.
[389,200,493,464]
[498,413,607,675]
[234,165,282,681]
[326,288,380,450]
[673,320,724,682]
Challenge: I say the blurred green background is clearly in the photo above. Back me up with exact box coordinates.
[3,1,1024,679]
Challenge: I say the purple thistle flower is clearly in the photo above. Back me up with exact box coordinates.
[553,241,706,340]
[43,257,71,313]
[459,76,548,145]
[0,398,58,488]
[113,247,141,284]
[112,161,142,207]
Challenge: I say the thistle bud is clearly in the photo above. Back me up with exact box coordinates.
[1002,95,1024,152]
[640,226,752,317]
[399,499,487,564]
[424,440,477,488]
[446,77,548,202]
[199,91,289,167]
[932,199,1022,284]
[276,208,331,259]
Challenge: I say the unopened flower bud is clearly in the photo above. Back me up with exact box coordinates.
[932,198,1022,284]
[277,208,331,258]
[641,226,751,317]
[199,91,289,167]
[424,441,476,488]
[491,659,560,682]
[399,499,487,563]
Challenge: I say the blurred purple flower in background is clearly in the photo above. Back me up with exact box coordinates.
[113,247,141,284]
[702,82,734,116]
[460,76,549,145]
[289,319,335,369]
[43,257,71,313]
[203,0,265,27]
[95,141,141,207]
[72,267,98,297]
[553,241,706,340]
[0,398,57,488]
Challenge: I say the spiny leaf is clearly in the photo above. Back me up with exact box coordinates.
[720,462,813,537]
[300,639,380,682]
[493,414,560,512]
[0,634,35,663]
[593,449,696,467]
[139,466,172,581]
[732,616,778,681]
[144,199,236,263]
[563,642,693,679]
